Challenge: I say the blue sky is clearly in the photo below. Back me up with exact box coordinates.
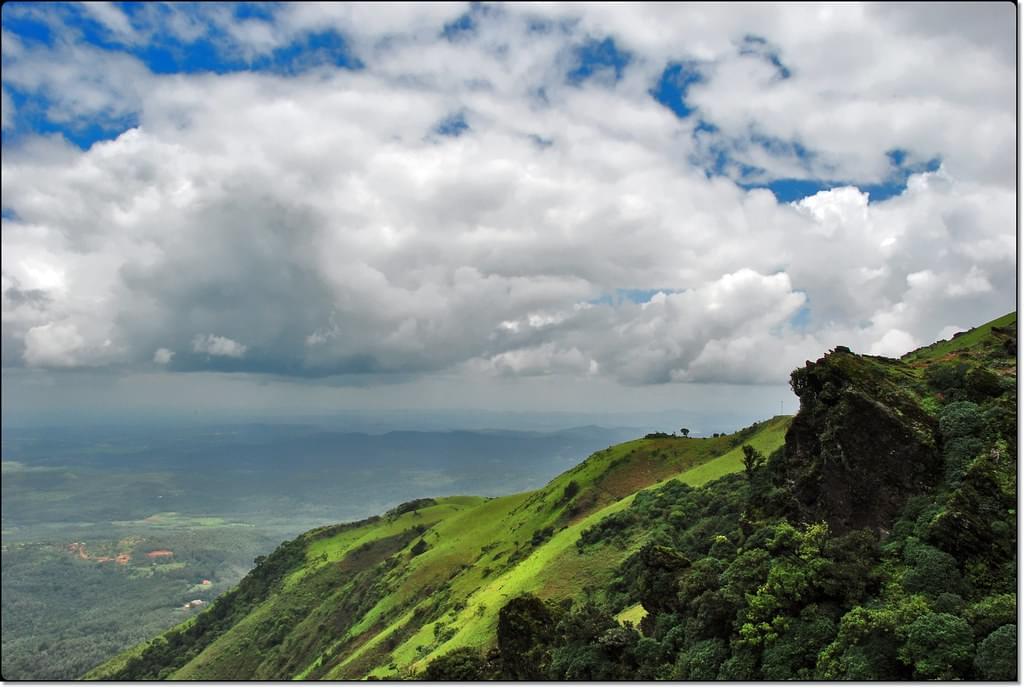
[3,2,945,202]
[0,2,1015,420]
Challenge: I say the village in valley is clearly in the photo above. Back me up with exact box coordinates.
[63,539,212,612]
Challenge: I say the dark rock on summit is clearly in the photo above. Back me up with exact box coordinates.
[774,350,940,534]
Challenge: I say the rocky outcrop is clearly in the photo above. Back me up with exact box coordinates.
[774,350,940,534]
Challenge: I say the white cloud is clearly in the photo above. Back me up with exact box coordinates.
[869,329,919,358]
[1,32,152,131]
[0,88,13,131]
[79,2,140,44]
[23,322,85,367]
[153,347,175,365]
[192,334,247,358]
[936,325,967,342]
[0,3,1014,387]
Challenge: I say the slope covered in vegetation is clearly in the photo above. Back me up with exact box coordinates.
[86,416,790,680]
[88,312,1016,681]
[420,312,1017,681]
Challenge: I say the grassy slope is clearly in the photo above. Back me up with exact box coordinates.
[260,418,789,678]
[903,312,1016,363]
[88,416,791,680]
[384,415,793,678]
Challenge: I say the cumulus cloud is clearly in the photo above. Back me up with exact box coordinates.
[192,334,247,359]
[869,329,919,358]
[936,325,968,342]
[23,322,85,368]
[0,3,1015,389]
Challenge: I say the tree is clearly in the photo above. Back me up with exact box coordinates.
[973,625,1016,680]
[938,401,983,441]
[901,539,962,597]
[672,638,727,679]
[680,428,690,438]
[561,480,581,504]
[422,647,496,680]
[627,544,690,617]
[899,612,974,679]
[742,445,765,479]
[966,594,1016,639]
[548,602,638,680]
[497,594,559,679]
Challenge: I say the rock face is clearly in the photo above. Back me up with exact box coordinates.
[775,349,940,534]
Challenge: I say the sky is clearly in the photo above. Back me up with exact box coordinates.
[0,2,1017,427]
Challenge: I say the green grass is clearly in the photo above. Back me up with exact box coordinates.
[407,491,643,672]
[88,416,793,681]
[672,415,791,487]
[903,312,1015,363]
[151,561,187,573]
[616,603,647,626]
[172,596,280,679]
[82,632,164,680]
[109,512,249,529]
[392,416,793,675]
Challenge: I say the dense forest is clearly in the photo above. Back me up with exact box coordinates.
[88,313,1016,681]
[1,527,282,680]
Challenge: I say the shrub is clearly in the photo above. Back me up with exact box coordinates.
[421,647,495,680]
[899,612,974,679]
[966,594,1016,639]
[560,480,580,504]
[973,624,1016,680]
[901,539,962,597]
[672,638,727,679]
[531,527,554,547]
[939,401,983,440]
[497,594,560,679]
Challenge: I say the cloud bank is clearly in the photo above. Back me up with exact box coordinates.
[1,2,1015,390]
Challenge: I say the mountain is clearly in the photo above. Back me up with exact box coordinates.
[86,313,1017,681]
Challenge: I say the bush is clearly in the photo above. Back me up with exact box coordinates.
[964,366,1004,402]
[531,527,554,547]
[899,612,974,679]
[966,594,1016,639]
[496,594,559,679]
[421,647,494,680]
[939,401,983,440]
[672,638,727,679]
[925,362,968,397]
[973,624,1016,680]
[901,540,962,597]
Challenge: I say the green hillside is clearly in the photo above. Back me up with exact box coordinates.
[86,417,791,680]
[87,312,1016,681]
[903,312,1016,364]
